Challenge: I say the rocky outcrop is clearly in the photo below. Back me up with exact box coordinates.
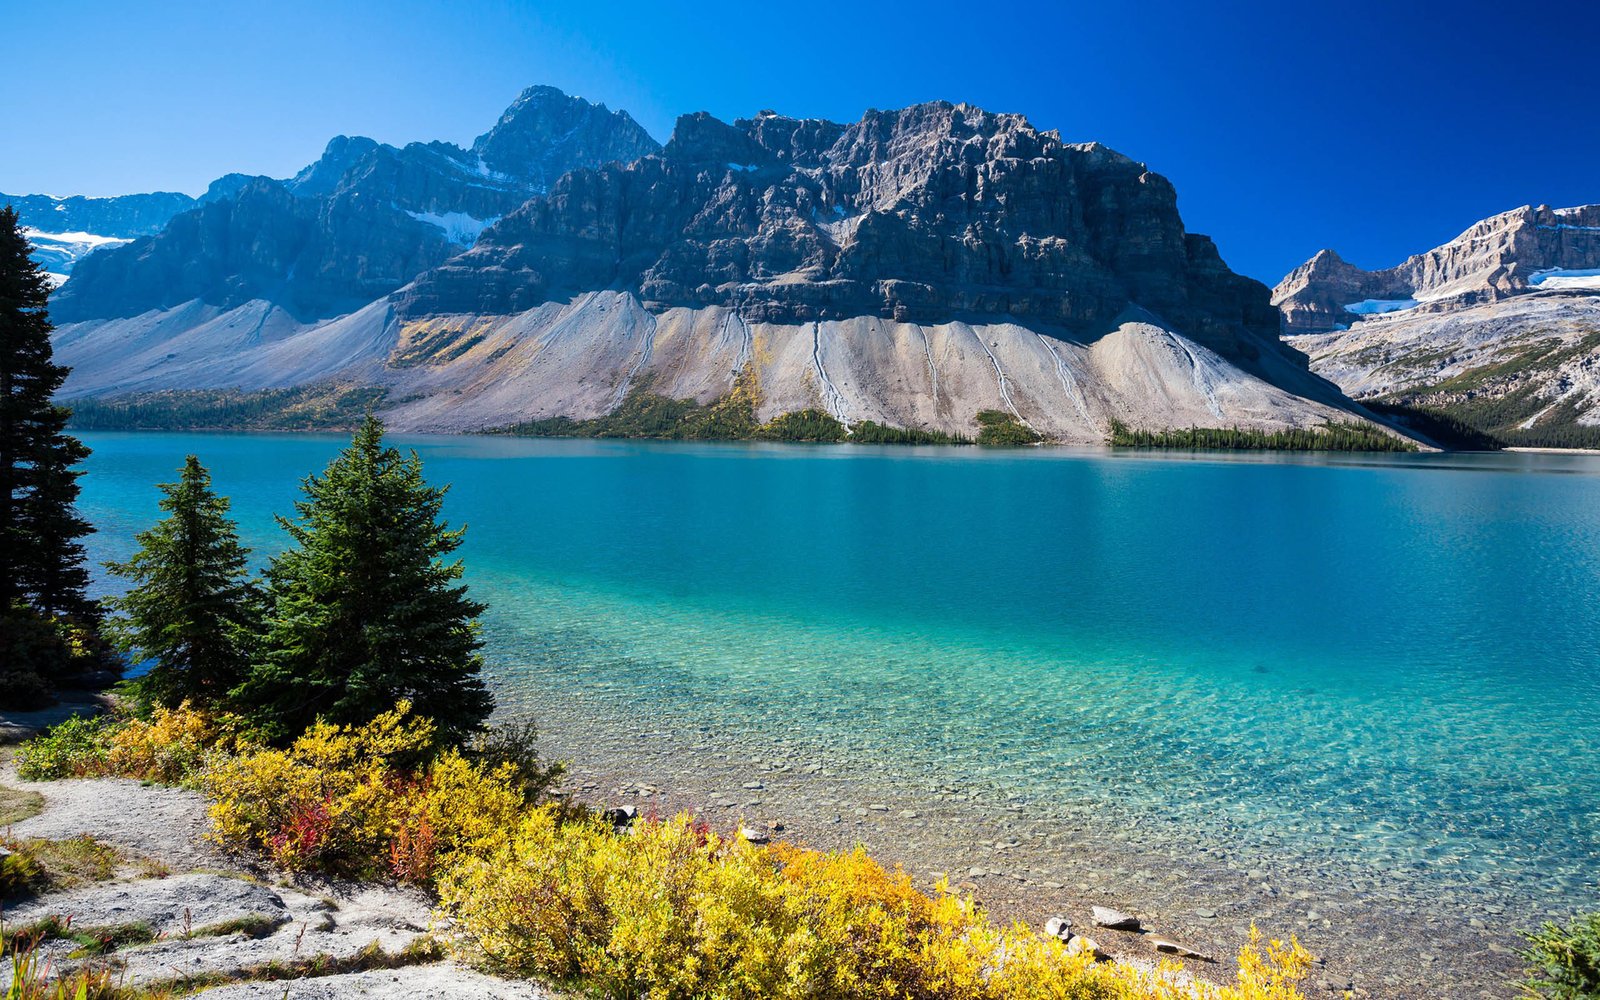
[1,190,200,239]
[403,103,1287,369]
[1277,203,1600,446]
[1275,204,1600,334]
[49,87,660,323]
[53,179,459,321]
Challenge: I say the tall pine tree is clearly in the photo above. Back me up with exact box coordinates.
[106,455,257,708]
[1,205,94,621]
[237,415,493,745]
[1,205,101,710]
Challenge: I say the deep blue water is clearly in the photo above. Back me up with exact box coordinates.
[73,432,1600,912]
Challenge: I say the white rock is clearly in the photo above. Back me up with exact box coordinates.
[1091,905,1141,931]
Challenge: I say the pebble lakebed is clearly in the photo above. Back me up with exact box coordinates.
[527,687,1542,1000]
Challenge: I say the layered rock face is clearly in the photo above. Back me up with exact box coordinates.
[403,103,1285,367]
[2,190,201,238]
[1280,204,1600,445]
[50,92,1382,442]
[1275,204,1600,335]
[50,86,659,323]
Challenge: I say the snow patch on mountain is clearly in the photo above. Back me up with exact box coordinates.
[1344,298,1419,314]
[23,227,135,277]
[403,210,500,247]
[24,229,132,248]
[1531,268,1600,290]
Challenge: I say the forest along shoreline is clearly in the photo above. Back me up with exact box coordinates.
[521,687,1531,1000]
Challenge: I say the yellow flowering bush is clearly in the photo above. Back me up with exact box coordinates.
[206,701,437,873]
[435,811,1314,1000]
[103,702,246,784]
[28,696,1314,999]
[15,702,241,783]
[205,700,526,880]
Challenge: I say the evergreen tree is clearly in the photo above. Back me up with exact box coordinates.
[238,415,493,745]
[0,205,95,621]
[0,206,101,711]
[105,455,256,707]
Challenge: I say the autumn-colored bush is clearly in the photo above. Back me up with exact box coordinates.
[20,699,1314,999]
[102,703,246,785]
[205,701,523,879]
[15,703,243,785]
[435,811,1314,1000]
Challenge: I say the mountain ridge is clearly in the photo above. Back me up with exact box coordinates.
[36,86,1392,445]
[1278,203,1600,447]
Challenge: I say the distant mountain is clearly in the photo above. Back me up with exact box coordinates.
[1277,205,1600,447]
[50,86,660,323]
[50,95,1383,444]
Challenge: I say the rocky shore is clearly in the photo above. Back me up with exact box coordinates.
[521,690,1535,1000]
[3,693,1538,999]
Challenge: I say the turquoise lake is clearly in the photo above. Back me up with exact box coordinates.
[73,432,1600,918]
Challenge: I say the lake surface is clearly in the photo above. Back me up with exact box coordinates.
[74,432,1600,927]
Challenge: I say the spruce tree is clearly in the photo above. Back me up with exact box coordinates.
[0,205,94,621]
[238,415,493,745]
[106,456,256,707]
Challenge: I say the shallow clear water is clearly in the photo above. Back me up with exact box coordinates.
[74,433,1600,914]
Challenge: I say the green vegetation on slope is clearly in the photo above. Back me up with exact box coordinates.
[66,384,389,432]
[499,376,969,446]
[974,410,1042,447]
[1107,419,1414,452]
[1368,332,1600,450]
[1357,400,1504,451]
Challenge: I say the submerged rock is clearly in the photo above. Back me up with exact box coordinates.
[1092,905,1142,931]
[1150,937,1214,962]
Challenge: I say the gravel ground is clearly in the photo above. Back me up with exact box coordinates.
[2,764,235,873]
[0,749,553,998]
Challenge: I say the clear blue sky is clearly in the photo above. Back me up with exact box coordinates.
[2,0,1594,283]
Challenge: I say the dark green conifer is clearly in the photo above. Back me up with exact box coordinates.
[0,205,94,621]
[106,456,256,707]
[238,415,493,745]
[0,206,102,706]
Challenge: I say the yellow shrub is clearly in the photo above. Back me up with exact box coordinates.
[436,809,1314,1000]
[103,702,244,784]
[178,697,1315,1000]
[205,701,437,874]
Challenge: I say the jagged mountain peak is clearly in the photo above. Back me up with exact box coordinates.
[1275,202,1600,334]
[470,85,660,185]
[287,135,383,197]
[402,97,1286,372]
[49,84,666,324]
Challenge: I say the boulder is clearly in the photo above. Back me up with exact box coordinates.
[1043,915,1072,940]
[1067,934,1109,960]
[1091,905,1142,931]
[1151,937,1214,962]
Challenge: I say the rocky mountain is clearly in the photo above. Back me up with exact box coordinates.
[47,86,659,323]
[1275,204,1600,334]
[1278,204,1600,447]
[49,96,1383,444]
[0,182,248,282]
[405,104,1281,356]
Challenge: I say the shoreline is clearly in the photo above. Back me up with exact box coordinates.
[0,687,1541,998]
[526,690,1532,1000]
